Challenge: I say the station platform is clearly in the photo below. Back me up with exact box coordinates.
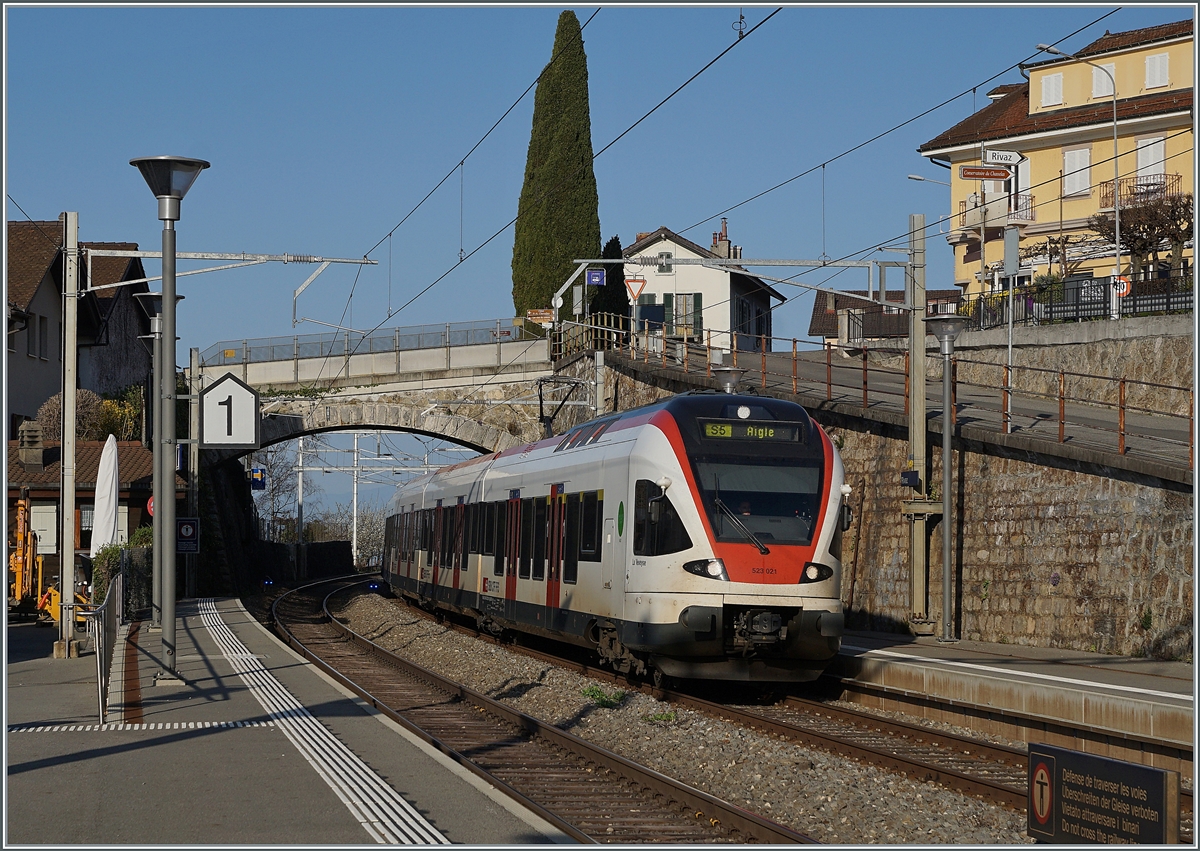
[832,630,1194,773]
[5,597,570,846]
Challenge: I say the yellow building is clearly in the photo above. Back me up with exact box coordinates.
[919,19,1193,298]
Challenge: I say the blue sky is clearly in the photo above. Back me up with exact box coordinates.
[5,4,1191,510]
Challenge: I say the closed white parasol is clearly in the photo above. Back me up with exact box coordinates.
[90,434,120,557]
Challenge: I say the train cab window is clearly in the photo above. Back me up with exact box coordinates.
[579,491,603,562]
[532,498,547,581]
[563,493,580,584]
[633,480,693,557]
[519,498,533,579]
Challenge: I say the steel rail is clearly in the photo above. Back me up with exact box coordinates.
[271,578,817,844]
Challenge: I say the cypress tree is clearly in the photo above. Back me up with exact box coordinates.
[589,235,631,318]
[511,10,601,318]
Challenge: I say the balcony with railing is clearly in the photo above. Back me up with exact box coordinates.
[1099,172,1184,208]
[959,193,1036,229]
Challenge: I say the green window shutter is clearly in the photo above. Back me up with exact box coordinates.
[662,293,674,334]
[693,292,703,333]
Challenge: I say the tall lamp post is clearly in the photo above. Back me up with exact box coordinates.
[924,315,968,642]
[130,156,209,681]
[1036,45,1120,285]
[907,174,951,187]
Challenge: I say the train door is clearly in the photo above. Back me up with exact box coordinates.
[451,500,464,592]
[505,491,520,614]
[431,503,443,591]
[546,484,564,623]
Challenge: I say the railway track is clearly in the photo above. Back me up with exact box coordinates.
[353,585,1192,842]
[270,577,817,844]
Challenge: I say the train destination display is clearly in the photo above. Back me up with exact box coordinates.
[1028,744,1180,844]
[701,420,803,442]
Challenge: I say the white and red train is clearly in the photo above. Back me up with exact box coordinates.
[382,391,851,683]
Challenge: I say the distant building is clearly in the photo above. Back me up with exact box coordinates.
[621,220,784,351]
[918,19,1194,297]
[7,216,152,438]
[806,289,962,346]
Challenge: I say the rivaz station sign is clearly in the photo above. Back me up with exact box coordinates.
[1029,744,1180,843]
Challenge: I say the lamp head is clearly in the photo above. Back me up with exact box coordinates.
[924,315,968,353]
[130,156,210,221]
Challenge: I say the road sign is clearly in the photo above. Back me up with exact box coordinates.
[200,373,261,450]
[983,149,1022,166]
[526,308,554,325]
[586,269,605,287]
[176,517,200,554]
[961,165,1013,181]
[625,277,647,300]
[250,468,266,490]
[147,496,154,517]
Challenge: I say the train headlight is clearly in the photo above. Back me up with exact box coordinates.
[800,562,834,583]
[683,558,728,581]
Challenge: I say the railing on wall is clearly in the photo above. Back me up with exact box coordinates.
[556,313,1193,473]
[200,318,540,367]
[962,274,1193,331]
[1098,172,1183,208]
[83,566,124,724]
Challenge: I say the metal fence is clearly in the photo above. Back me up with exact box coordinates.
[84,567,124,724]
[963,274,1193,331]
[200,318,539,367]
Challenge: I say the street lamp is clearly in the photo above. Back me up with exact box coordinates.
[924,314,968,642]
[1036,45,1120,287]
[907,174,951,187]
[130,155,209,681]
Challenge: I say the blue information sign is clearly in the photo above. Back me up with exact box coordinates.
[586,269,605,287]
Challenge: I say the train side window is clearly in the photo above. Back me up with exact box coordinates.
[532,498,547,581]
[634,479,693,557]
[424,509,434,564]
[481,503,495,556]
[441,509,454,568]
[563,492,580,584]
[519,498,533,579]
[459,507,469,570]
[579,491,602,562]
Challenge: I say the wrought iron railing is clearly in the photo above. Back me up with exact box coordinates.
[1099,172,1183,208]
[959,193,1036,228]
[962,274,1193,331]
[84,566,124,724]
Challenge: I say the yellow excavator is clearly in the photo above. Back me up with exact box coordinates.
[9,489,87,625]
[8,489,42,616]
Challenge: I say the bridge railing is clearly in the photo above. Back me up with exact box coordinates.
[201,318,540,367]
[556,314,1193,472]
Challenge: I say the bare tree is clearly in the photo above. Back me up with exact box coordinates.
[1089,193,1194,280]
[308,498,387,569]
[249,440,321,543]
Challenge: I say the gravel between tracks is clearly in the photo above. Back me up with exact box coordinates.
[334,593,1032,844]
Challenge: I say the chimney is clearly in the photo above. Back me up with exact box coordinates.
[18,420,44,473]
[712,217,732,259]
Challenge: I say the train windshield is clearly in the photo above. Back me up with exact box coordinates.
[692,457,823,546]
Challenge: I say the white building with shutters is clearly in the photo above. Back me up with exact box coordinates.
[621,220,784,352]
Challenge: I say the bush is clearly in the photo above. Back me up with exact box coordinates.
[91,543,124,605]
[129,525,153,547]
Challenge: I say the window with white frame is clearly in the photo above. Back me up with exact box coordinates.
[1063,146,1091,196]
[1137,136,1165,178]
[1145,53,1169,89]
[1041,72,1063,106]
[1091,63,1115,98]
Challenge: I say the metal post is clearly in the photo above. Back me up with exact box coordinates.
[160,220,179,680]
[1003,365,1011,434]
[861,349,868,409]
[706,330,712,378]
[940,337,954,642]
[951,362,958,426]
[826,342,832,401]
[1118,380,1126,455]
[151,310,162,629]
[594,350,604,415]
[792,339,798,394]
[188,347,200,597]
[1058,372,1066,443]
[58,212,80,655]
[907,214,932,633]
[352,432,359,568]
[760,336,766,388]
[297,435,304,545]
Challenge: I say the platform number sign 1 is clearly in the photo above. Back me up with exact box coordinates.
[200,373,261,450]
